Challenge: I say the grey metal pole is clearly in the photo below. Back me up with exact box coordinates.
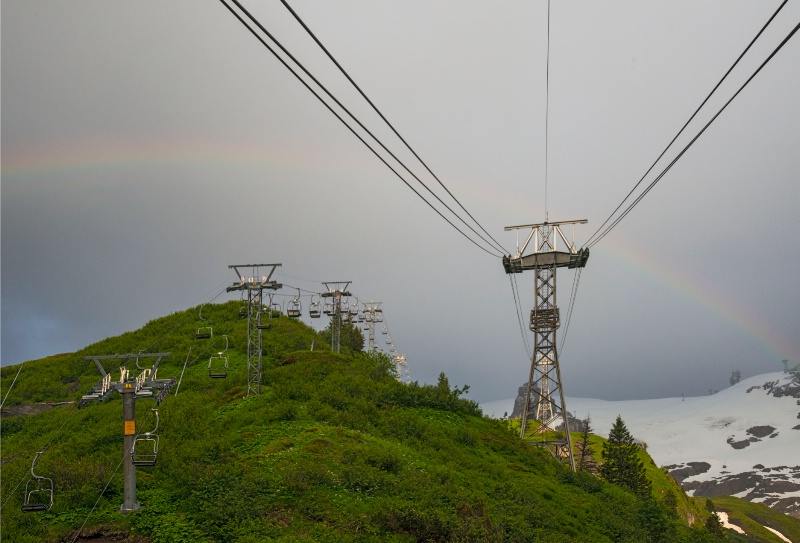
[121,385,140,512]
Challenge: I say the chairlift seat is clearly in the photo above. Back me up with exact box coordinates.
[196,327,212,339]
[208,353,228,378]
[22,475,53,513]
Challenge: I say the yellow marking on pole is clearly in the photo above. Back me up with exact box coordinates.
[124,420,135,435]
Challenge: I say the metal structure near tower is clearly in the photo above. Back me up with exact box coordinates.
[79,353,176,512]
[503,220,589,470]
[227,264,282,396]
[361,301,383,352]
[321,282,352,353]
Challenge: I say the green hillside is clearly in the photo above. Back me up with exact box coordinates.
[0,302,773,542]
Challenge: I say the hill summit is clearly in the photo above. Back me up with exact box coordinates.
[0,301,785,542]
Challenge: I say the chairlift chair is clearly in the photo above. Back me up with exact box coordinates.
[375,309,384,323]
[21,452,53,513]
[208,335,229,378]
[195,306,212,339]
[270,302,282,319]
[381,327,388,335]
[257,307,272,330]
[309,300,321,319]
[349,303,359,317]
[132,410,160,467]
[208,353,229,378]
[323,300,335,316]
[357,312,366,322]
[287,295,302,318]
[238,305,248,319]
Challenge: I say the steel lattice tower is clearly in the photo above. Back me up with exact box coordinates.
[227,264,281,396]
[503,220,589,470]
[322,282,351,353]
[362,302,383,352]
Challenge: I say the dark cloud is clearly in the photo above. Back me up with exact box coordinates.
[3,1,799,402]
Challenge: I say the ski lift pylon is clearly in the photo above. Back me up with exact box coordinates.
[21,451,53,513]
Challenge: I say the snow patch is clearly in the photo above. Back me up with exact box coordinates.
[481,372,800,516]
[764,526,791,543]
[716,512,744,534]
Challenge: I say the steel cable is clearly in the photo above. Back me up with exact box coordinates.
[585,1,791,248]
[279,0,509,255]
[588,19,799,249]
[219,0,503,258]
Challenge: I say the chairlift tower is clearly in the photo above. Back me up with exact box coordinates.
[321,282,351,353]
[227,264,282,396]
[79,353,175,512]
[503,220,589,471]
[362,301,383,352]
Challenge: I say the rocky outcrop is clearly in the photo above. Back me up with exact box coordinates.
[665,462,710,483]
[675,465,800,517]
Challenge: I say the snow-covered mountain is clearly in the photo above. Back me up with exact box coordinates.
[481,372,800,518]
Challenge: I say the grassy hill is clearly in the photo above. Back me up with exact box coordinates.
[1,302,792,542]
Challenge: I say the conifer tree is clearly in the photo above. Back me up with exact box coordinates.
[704,499,726,538]
[600,415,652,498]
[576,415,597,473]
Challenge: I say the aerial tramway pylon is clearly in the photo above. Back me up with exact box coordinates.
[321,282,351,353]
[226,264,282,396]
[503,220,589,471]
[79,352,175,512]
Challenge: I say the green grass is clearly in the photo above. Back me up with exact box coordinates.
[698,496,800,543]
[0,301,779,542]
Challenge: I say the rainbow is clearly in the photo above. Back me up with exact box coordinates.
[4,137,797,363]
[1,135,359,182]
[603,236,797,362]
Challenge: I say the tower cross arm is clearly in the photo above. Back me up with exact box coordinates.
[502,219,589,273]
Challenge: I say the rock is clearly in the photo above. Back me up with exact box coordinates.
[746,425,776,438]
[667,462,711,483]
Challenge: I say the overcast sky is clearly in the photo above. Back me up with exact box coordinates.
[3,1,799,402]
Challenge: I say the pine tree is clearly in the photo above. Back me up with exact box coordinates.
[704,499,726,538]
[600,415,652,498]
[576,415,598,473]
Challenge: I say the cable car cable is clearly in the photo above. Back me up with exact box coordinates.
[222,0,503,257]
[279,0,509,255]
[587,18,799,249]
[508,275,532,360]
[559,267,583,355]
[218,0,503,258]
[584,0,791,249]
[0,363,25,409]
